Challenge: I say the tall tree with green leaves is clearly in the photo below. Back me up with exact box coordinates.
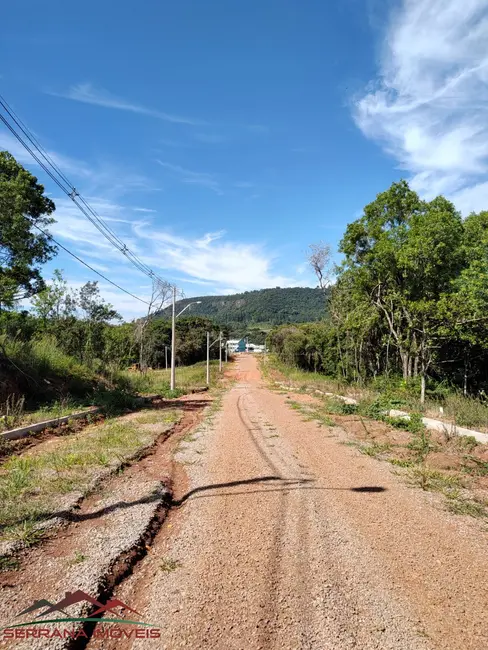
[31,269,75,324]
[0,151,56,307]
[77,281,121,364]
[339,181,463,401]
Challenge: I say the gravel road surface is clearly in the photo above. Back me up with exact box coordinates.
[91,355,488,650]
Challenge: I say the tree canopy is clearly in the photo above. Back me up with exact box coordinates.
[270,181,488,401]
[0,151,56,307]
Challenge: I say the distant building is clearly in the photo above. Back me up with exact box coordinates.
[226,339,266,353]
[226,338,247,352]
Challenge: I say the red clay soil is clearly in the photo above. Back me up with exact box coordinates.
[87,355,488,650]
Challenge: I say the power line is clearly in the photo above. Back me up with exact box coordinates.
[0,93,167,284]
[30,223,150,306]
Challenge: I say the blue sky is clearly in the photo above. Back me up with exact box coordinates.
[2,0,488,318]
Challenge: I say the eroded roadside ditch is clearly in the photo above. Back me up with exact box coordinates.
[0,394,213,649]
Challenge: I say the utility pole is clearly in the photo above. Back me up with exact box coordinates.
[165,345,168,370]
[206,331,210,385]
[219,331,222,372]
[170,286,176,391]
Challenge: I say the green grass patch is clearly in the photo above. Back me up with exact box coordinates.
[287,401,335,427]
[134,410,180,426]
[443,393,488,430]
[388,457,415,468]
[357,442,392,458]
[0,411,179,544]
[461,455,488,477]
[0,556,20,571]
[118,360,225,398]
[445,497,487,518]
[68,550,87,565]
[405,466,464,493]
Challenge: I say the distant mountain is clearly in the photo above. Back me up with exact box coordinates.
[157,287,327,333]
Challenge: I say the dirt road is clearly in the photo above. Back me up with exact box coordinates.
[93,355,488,650]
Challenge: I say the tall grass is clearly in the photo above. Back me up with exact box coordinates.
[264,354,488,432]
[1,335,224,429]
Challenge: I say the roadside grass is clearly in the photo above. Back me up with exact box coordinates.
[0,556,20,572]
[68,550,87,566]
[287,401,335,427]
[0,358,226,439]
[357,442,392,458]
[119,360,225,398]
[266,356,488,521]
[445,496,487,518]
[0,395,93,434]
[263,354,488,432]
[405,466,465,493]
[442,393,488,430]
[134,411,180,426]
[0,409,181,545]
[462,455,488,477]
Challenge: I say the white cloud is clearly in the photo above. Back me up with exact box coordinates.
[55,83,204,126]
[133,222,296,291]
[0,131,155,200]
[354,0,488,213]
[48,199,298,296]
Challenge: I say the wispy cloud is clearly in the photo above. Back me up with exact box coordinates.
[54,82,205,126]
[0,130,156,200]
[156,160,223,195]
[133,221,295,291]
[353,0,488,214]
[48,200,297,295]
[0,131,92,179]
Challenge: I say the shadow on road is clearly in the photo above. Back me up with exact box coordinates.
[172,476,387,506]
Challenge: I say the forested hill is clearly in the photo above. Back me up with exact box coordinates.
[157,287,326,329]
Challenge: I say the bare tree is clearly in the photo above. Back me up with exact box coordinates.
[308,241,332,290]
[136,279,172,371]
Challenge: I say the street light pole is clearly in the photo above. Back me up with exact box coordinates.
[206,331,210,385]
[170,295,202,391]
[219,331,222,372]
[170,286,176,391]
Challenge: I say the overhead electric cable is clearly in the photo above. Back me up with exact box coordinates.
[30,222,150,306]
[0,94,166,285]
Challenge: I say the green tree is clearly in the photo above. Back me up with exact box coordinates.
[339,181,463,401]
[31,269,75,324]
[77,281,121,365]
[0,151,56,307]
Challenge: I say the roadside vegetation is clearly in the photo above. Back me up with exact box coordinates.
[264,355,488,432]
[267,180,488,430]
[270,358,488,522]
[0,150,228,430]
[0,407,182,549]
